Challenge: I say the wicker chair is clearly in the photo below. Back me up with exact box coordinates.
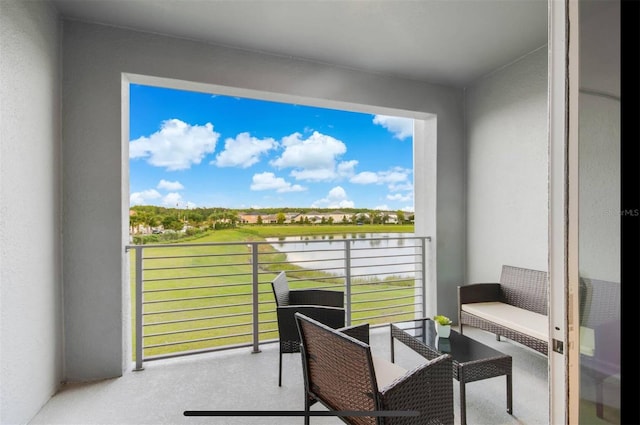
[295,313,454,425]
[270,271,345,386]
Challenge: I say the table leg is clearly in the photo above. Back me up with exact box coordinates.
[507,373,513,414]
[390,329,395,363]
[460,381,467,425]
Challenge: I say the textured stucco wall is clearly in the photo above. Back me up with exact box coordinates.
[62,20,465,380]
[465,47,549,282]
[0,1,63,423]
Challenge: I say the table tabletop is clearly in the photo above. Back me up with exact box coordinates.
[391,318,510,366]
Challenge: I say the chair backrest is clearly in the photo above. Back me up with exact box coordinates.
[500,265,548,315]
[579,278,620,327]
[271,271,290,307]
[295,313,379,425]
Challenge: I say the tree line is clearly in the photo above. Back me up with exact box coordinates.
[129,205,415,234]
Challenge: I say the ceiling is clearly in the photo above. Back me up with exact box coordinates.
[51,0,548,87]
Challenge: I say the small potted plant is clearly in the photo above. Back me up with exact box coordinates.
[433,314,452,338]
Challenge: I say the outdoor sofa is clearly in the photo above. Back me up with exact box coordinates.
[457,265,549,355]
[457,263,621,417]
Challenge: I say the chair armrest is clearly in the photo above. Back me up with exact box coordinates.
[276,305,345,343]
[458,283,502,305]
[337,323,370,344]
[380,354,453,424]
[290,289,344,307]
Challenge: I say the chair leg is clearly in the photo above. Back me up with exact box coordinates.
[596,379,604,418]
[304,395,311,425]
[278,351,283,387]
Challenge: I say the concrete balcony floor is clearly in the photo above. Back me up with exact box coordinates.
[30,326,548,425]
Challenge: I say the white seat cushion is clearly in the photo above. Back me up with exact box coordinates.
[462,302,548,341]
[372,355,407,390]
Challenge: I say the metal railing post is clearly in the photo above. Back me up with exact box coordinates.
[345,240,352,326]
[251,242,261,353]
[134,245,144,371]
[421,237,427,318]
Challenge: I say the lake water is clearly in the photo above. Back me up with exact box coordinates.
[266,233,422,279]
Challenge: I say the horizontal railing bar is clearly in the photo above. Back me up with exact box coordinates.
[144,307,253,317]
[143,252,248,260]
[257,259,345,267]
[144,316,278,338]
[143,341,256,363]
[349,275,417,284]
[143,261,251,271]
[144,297,253,307]
[145,321,252,337]
[351,260,419,267]
[352,302,416,314]
[351,294,416,304]
[352,287,422,296]
[143,272,251,283]
[143,311,251,322]
[143,331,254,349]
[127,236,430,251]
[350,252,420,259]
[350,245,420,252]
[353,309,420,322]
[261,247,345,254]
[143,284,254,294]
[350,264,419,272]
[130,241,257,249]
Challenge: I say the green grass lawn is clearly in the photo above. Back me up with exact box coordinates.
[131,225,418,359]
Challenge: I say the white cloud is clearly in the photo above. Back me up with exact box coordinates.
[213,132,278,168]
[401,206,415,213]
[378,169,409,184]
[311,186,355,209]
[157,179,184,191]
[337,160,358,178]
[388,182,414,192]
[290,168,337,181]
[374,205,390,211]
[372,115,413,140]
[130,189,161,205]
[162,192,183,207]
[387,193,413,202]
[350,167,412,186]
[350,171,379,184]
[250,172,306,193]
[271,131,348,181]
[129,119,219,171]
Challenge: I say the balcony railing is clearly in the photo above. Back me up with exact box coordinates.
[126,235,430,370]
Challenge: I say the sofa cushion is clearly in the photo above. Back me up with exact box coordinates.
[372,355,407,390]
[462,302,548,341]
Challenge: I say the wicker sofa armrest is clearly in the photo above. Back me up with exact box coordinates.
[380,354,454,424]
[277,305,345,343]
[458,283,502,305]
[290,289,344,307]
[338,323,370,344]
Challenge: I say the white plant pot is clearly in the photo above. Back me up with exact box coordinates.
[436,323,451,338]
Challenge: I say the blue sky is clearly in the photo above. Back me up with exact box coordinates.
[129,84,414,212]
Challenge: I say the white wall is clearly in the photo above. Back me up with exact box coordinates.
[465,47,549,282]
[62,20,466,380]
[0,1,63,423]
